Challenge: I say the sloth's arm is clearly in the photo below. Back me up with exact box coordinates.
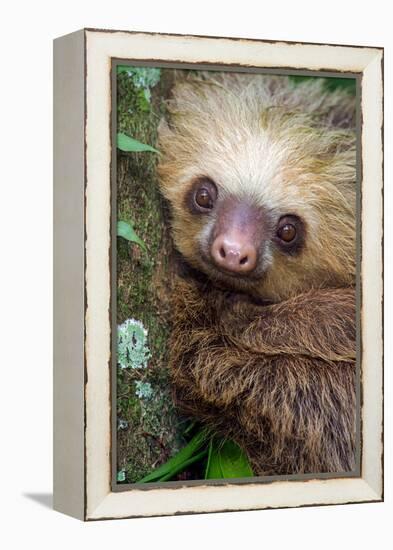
[171,279,356,362]
[170,280,355,408]
[218,286,356,363]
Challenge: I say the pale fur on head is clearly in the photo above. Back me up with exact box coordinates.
[158,72,356,301]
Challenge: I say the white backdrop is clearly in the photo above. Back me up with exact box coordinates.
[0,1,391,548]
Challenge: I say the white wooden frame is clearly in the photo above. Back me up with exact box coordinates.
[53,29,384,521]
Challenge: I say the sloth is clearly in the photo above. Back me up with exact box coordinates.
[157,72,357,476]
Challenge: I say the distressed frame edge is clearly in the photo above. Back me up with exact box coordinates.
[53,29,86,520]
[87,479,382,520]
[53,29,383,521]
[359,48,384,500]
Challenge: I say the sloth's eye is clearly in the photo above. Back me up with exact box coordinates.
[277,223,297,243]
[195,188,214,209]
[274,215,304,255]
[187,178,218,214]
[191,179,217,212]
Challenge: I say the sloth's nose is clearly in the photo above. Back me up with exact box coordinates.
[211,233,257,273]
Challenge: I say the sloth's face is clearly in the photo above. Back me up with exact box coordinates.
[185,176,305,286]
[165,164,355,302]
[175,175,309,299]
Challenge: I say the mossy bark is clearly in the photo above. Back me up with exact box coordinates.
[116,69,185,483]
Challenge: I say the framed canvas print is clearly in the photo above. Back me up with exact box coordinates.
[53,29,384,521]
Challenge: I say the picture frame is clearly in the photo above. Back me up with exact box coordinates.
[53,28,384,521]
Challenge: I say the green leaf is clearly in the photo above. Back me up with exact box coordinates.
[159,449,208,482]
[205,439,253,479]
[117,221,147,251]
[117,132,159,153]
[205,439,222,479]
[137,429,209,483]
[219,440,253,478]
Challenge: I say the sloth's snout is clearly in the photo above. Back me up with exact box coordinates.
[211,232,257,273]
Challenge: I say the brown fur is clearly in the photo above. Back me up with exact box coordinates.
[169,279,356,475]
[158,73,357,475]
